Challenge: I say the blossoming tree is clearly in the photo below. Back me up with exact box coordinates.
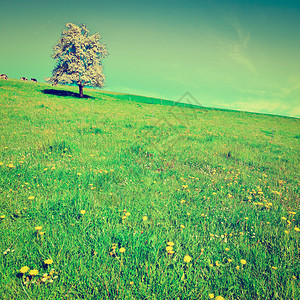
[49,23,108,98]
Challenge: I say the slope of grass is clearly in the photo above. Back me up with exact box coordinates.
[0,79,299,299]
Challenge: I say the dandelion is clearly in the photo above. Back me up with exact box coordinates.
[294,227,300,232]
[166,246,173,252]
[245,217,249,220]
[29,269,39,276]
[209,294,214,299]
[130,281,134,286]
[80,210,86,215]
[281,217,287,221]
[19,266,29,274]
[271,266,277,270]
[28,196,35,200]
[35,226,42,231]
[183,255,192,263]
[180,224,185,229]
[236,266,240,270]
[119,247,126,253]
[0,215,5,219]
[292,276,297,280]
[167,242,174,246]
[228,258,233,263]
[215,296,225,300]
[215,261,221,267]
[240,259,247,265]
[125,212,130,217]
[225,248,229,251]
[142,216,148,221]
[284,230,289,234]
[77,173,82,176]
[44,259,53,265]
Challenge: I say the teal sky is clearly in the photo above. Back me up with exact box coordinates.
[0,0,299,118]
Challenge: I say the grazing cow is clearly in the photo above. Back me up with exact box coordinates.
[20,77,28,81]
[0,74,8,80]
[31,78,37,82]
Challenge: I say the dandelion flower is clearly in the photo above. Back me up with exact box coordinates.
[215,296,225,300]
[228,258,233,263]
[271,266,277,270]
[119,247,126,253]
[281,217,287,220]
[28,196,35,200]
[209,294,214,299]
[35,226,42,231]
[166,246,173,251]
[240,259,247,265]
[142,216,148,221]
[236,266,240,270]
[29,269,39,276]
[125,212,130,217]
[0,215,5,219]
[183,255,192,263]
[225,248,229,251]
[80,210,86,215]
[180,224,185,229]
[130,281,134,285]
[44,259,53,265]
[294,227,300,232]
[19,266,29,274]
[167,242,174,246]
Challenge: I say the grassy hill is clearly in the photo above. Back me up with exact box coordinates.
[0,79,299,299]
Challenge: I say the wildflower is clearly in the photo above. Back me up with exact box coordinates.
[35,226,42,231]
[228,259,233,263]
[0,215,5,219]
[289,211,296,215]
[240,259,247,265]
[142,216,148,221]
[28,196,35,200]
[180,224,185,229]
[77,173,82,176]
[236,266,240,270]
[130,281,134,285]
[245,217,249,220]
[166,246,173,252]
[183,255,192,263]
[209,294,214,299]
[271,266,277,270]
[44,259,53,265]
[29,269,39,276]
[125,212,130,217]
[292,276,297,280]
[281,217,287,221]
[119,247,126,253]
[284,230,289,234]
[215,297,225,300]
[180,200,185,203]
[215,261,221,267]
[80,210,86,215]
[19,266,29,274]
[294,227,300,232]
[225,248,229,251]
[167,242,174,246]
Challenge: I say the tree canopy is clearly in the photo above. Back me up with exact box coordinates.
[49,23,108,98]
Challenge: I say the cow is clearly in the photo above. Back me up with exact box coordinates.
[20,77,28,81]
[31,78,37,83]
[0,74,8,80]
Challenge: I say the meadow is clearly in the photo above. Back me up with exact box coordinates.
[0,79,299,299]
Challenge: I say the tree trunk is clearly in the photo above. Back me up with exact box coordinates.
[79,84,83,98]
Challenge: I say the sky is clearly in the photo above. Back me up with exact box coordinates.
[0,0,299,118]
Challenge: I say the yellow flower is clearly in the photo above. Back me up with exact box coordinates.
[80,210,86,215]
[215,296,225,300]
[240,259,247,265]
[19,266,29,273]
[166,246,173,252]
[28,196,35,200]
[180,224,185,229]
[29,269,39,276]
[35,226,42,231]
[236,266,240,270]
[0,215,5,219]
[183,255,192,263]
[294,227,300,232]
[284,230,289,234]
[125,212,130,217]
[225,248,229,251]
[209,293,214,299]
[142,216,148,221]
[215,261,221,267]
[44,259,53,265]
[77,173,82,176]
[167,242,174,246]
[119,247,126,253]
[281,217,287,220]
[130,281,134,285]
[228,258,233,263]
[292,276,297,280]
[271,266,277,270]
[245,217,249,220]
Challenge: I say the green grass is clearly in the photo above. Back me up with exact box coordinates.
[0,79,299,299]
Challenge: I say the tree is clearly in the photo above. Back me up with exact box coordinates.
[49,23,108,98]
